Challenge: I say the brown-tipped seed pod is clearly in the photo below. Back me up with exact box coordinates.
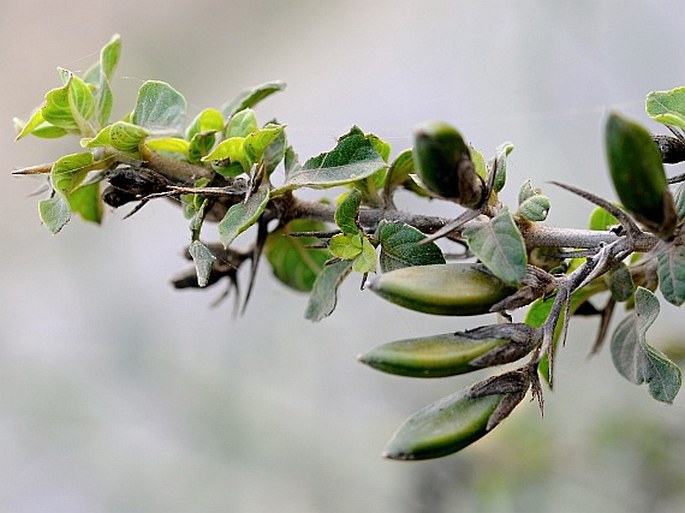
[359,324,539,378]
[368,263,517,316]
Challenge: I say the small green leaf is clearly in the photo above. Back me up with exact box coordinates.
[352,237,377,274]
[68,182,103,224]
[658,245,685,306]
[144,137,191,158]
[470,146,487,181]
[305,259,354,322]
[517,195,550,222]
[14,111,68,140]
[646,87,685,130]
[202,137,249,175]
[329,233,363,260]
[51,151,94,198]
[262,128,288,176]
[39,195,71,234]
[611,287,682,403]
[189,240,217,287]
[83,35,121,127]
[222,80,286,119]
[217,187,270,248]
[366,134,391,162]
[132,81,186,133]
[492,142,514,193]
[383,149,414,197]
[264,219,330,292]
[244,124,286,164]
[42,71,94,131]
[334,189,362,235]
[188,132,218,164]
[225,108,259,138]
[284,126,387,190]
[518,180,536,205]
[588,206,619,230]
[463,208,527,286]
[377,220,445,272]
[606,262,635,302]
[186,108,224,140]
[87,121,148,153]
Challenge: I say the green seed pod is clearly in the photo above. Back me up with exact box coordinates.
[384,371,528,460]
[606,112,677,238]
[413,121,485,208]
[368,263,517,316]
[359,324,539,378]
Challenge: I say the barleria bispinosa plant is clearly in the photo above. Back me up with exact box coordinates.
[13,35,685,460]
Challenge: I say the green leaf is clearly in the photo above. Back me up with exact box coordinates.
[42,71,95,132]
[366,134,391,162]
[377,220,445,272]
[463,208,527,286]
[83,35,121,127]
[188,132,217,164]
[39,195,71,234]
[83,121,148,153]
[305,259,353,322]
[646,87,685,130]
[352,237,377,274]
[132,81,186,133]
[264,219,330,292]
[186,108,224,140]
[188,240,217,287]
[588,206,619,230]
[14,111,68,140]
[492,142,514,193]
[329,233,363,260]
[225,108,259,138]
[222,80,286,119]
[383,149,414,196]
[518,180,536,205]
[202,136,249,175]
[606,262,635,302]
[658,245,685,306]
[262,127,288,176]
[68,182,103,224]
[517,195,550,222]
[217,187,270,248]
[334,189,362,235]
[611,287,682,403]
[144,137,191,158]
[244,124,286,164]
[470,146,487,181]
[51,151,94,198]
[283,126,387,190]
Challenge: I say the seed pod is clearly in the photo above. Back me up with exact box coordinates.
[606,113,677,238]
[384,371,529,460]
[368,263,517,316]
[359,323,539,377]
[413,121,485,208]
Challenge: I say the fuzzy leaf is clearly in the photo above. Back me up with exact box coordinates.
[611,287,682,403]
[517,195,550,222]
[646,87,685,130]
[222,80,286,119]
[305,259,353,322]
[352,237,377,274]
[463,208,527,286]
[51,151,94,198]
[329,233,363,260]
[284,127,387,190]
[39,196,71,234]
[225,108,259,138]
[244,124,286,164]
[202,137,249,175]
[83,121,149,153]
[217,187,270,248]
[144,137,191,158]
[42,71,94,131]
[132,81,186,133]
[185,108,224,140]
[383,149,414,196]
[335,190,362,235]
[189,240,217,287]
[658,245,685,306]
[607,262,635,302]
[377,220,445,272]
[264,219,330,292]
[492,142,514,193]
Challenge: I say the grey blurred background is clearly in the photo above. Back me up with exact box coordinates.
[2,1,685,512]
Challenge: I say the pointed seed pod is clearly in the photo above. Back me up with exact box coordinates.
[413,121,485,208]
[359,323,539,378]
[368,263,517,316]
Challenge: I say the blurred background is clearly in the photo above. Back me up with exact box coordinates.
[2,1,685,512]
